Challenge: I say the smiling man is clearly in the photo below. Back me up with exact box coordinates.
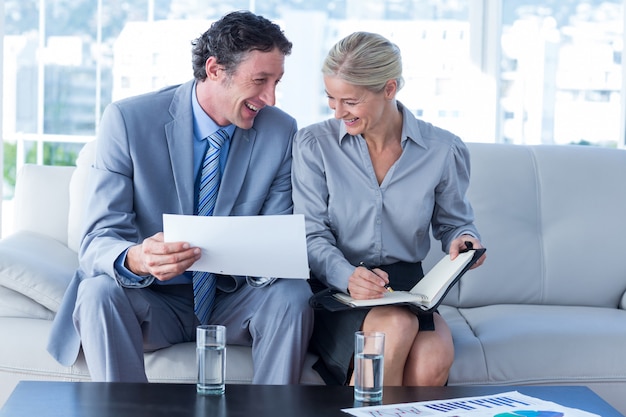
[47,11,313,385]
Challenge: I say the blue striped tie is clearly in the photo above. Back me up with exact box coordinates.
[193,129,228,324]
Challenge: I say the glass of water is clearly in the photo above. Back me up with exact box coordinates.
[196,325,226,395]
[354,331,385,402]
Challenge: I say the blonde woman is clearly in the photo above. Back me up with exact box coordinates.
[292,32,486,387]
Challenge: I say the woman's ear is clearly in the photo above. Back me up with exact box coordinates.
[384,79,397,99]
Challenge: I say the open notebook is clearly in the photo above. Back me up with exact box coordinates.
[331,248,486,311]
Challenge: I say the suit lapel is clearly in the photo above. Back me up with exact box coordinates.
[215,127,256,215]
[166,81,196,215]
[164,80,257,216]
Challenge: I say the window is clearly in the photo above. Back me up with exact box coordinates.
[2,0,477,190]
[500,0,623,146]
[2,0,626,235]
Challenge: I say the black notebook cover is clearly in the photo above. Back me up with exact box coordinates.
[309,248,486,313]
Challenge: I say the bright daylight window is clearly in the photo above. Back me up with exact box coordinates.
[1,0,625,233]
[500,0,623,145]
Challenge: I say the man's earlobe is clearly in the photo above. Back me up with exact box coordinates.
[205,57,221,80]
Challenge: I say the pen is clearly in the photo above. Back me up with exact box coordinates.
[359,262,394,292]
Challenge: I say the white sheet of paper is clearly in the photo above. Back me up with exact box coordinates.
[342,391,600,417]
[162,213,309,279]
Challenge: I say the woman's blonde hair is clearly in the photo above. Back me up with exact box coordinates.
[322,31,404,93]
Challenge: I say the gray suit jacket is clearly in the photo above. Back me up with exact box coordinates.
[47,80,298,366]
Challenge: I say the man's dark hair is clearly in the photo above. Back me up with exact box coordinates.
[191,10,293,81]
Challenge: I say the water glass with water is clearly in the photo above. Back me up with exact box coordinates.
[354,331,385,402]
[197,324,226,395]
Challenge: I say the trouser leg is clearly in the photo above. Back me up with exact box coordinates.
[209,279,313,384]
[73,276,195,382]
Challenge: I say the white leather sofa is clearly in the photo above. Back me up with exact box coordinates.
[1,141,626,414]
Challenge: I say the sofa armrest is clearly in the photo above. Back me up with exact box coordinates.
[621,291,626,310]
[13,164,75,246]
[0,231,77,312]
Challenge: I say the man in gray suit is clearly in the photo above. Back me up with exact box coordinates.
[47,11,314,384]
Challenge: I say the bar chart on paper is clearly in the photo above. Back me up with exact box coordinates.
[342,391,599,417]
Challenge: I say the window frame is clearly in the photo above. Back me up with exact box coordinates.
[2,0,626,234]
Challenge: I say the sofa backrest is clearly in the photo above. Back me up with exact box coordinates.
[12,141,95,251]
[13,164,75,246]
[13,140,626,308]
[433,143,626,309]
[66,141,96,252]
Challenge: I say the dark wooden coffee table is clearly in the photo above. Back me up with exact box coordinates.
[0,381,623,417]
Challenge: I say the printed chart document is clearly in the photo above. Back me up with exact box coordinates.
[162,213,309,278]
[333,248,486,311]
[342,390,600,417]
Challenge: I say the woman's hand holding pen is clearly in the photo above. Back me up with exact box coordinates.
[347,263,391,300]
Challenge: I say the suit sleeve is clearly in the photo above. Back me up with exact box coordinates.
[78,103,154,287]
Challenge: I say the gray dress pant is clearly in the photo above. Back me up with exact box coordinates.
[73,275,313,384]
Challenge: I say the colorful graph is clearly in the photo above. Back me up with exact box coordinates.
[495,411,564,417]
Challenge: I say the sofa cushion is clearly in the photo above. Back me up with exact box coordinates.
[442,304,626,385]
[0,286,54,320]
[0,317,323,390]
[0,231,78,312]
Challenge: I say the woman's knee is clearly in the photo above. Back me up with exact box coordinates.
[405,321,454,385]
[363,306,418,335]
[414,354,452,385]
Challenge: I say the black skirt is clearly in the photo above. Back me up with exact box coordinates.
[308,261,436,385]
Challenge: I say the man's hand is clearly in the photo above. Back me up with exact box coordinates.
[125,232,201,281]
[449,234,486,270]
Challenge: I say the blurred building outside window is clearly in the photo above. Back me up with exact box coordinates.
[1,0,624,236]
